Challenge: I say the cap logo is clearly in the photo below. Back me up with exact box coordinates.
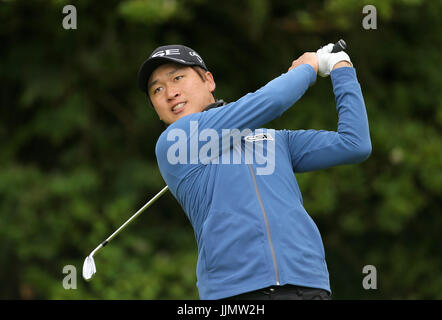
[151,48,181,58]
[189,51,203,63]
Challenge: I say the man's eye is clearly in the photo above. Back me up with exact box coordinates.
[174,75,184,81]
[153,87,162,94]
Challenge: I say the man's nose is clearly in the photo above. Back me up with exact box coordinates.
[166,86,180,100]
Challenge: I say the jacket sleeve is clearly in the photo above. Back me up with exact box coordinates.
[285,67,372,173]
[155,64,318,184]
[198,64,317,132]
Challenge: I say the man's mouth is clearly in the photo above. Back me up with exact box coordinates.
[172,102,186,114]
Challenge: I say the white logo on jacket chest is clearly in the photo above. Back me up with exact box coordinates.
[244,133,274,142]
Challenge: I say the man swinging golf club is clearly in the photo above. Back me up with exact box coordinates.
[136,41,371,300]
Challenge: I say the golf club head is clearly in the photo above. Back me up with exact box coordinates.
[82,255,96,281]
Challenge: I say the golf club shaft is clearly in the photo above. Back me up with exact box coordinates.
[90,185,169,257]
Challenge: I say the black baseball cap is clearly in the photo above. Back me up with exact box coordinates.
[137,45,208,94]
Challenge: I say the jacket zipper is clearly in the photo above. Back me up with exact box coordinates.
[241,141,280,285]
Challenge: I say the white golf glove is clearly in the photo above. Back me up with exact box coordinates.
[316,43,353,77]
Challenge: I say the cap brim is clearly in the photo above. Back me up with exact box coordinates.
[137,56,203,93]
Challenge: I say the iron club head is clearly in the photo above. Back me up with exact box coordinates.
[82,255,96,281]
[81,186,169,282]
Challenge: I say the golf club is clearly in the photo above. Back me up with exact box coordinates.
[331,39,347,53]
[82,185,169,281]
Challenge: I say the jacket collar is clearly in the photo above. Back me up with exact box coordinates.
[203,99,226,112]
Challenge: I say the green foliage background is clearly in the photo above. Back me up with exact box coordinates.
[1,0,440,299]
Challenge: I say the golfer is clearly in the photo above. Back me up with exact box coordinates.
[137,44,371,300]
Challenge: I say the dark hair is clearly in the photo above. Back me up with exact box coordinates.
[191,66,216,100]
[191,66,206,81]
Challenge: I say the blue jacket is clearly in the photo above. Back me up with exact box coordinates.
[155,65,371,299]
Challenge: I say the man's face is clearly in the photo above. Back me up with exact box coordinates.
[148,63,216,124]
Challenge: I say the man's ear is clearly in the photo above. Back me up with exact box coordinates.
[204,71,216,93]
